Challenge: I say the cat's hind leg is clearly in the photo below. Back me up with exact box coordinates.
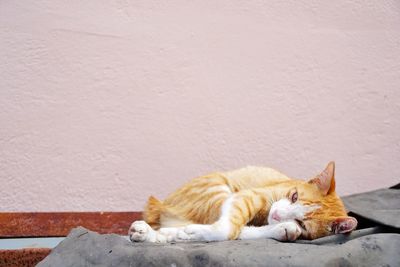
[129,220,191,243]
[129,220,167,243]
[179,195,235,242]
[181,189,270,241]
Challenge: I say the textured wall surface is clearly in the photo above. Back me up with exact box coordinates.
[1,1,399,211]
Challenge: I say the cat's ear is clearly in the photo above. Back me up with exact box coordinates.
[308,161,336,195]
[330,216,358,234]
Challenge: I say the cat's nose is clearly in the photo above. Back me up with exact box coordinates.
[271,211,281,222]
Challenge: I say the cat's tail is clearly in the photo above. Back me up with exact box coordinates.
[143,196,164,229]
[143,196,191,230]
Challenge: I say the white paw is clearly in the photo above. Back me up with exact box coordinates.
[184,224,228,241]
[176,228,191,240]
[184,224,212,241]
[159,227,185,242]
[271,221,302,242]
[128,220,153,242]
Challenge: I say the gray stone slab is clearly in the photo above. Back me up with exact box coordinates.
[38,186,400,266]
[38,227,400,267]
[343,187,400,228]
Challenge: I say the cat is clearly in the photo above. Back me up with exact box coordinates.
[129,162,357,243]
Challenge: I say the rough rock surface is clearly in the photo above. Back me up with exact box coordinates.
[343,186,400,228]
[38,227,399,267]
[38,187,400,266]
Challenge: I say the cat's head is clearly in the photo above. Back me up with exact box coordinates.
[267,162,357,239]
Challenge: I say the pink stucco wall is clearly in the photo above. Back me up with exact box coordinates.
[1,1,399,211]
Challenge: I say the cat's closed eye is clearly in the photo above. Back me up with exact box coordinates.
[295,219,307,231]
[290,191,298,203]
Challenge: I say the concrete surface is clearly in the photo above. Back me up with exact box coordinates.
[0,237,65,250]
[37,227,400,267]
[1,1,400,211]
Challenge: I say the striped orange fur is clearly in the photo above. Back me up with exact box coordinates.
[141,162,357,241]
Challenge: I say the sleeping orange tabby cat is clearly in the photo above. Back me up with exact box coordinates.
[129,162,357,242]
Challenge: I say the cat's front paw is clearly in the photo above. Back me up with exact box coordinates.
[271,221,302,242]
[128,220,154,242]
